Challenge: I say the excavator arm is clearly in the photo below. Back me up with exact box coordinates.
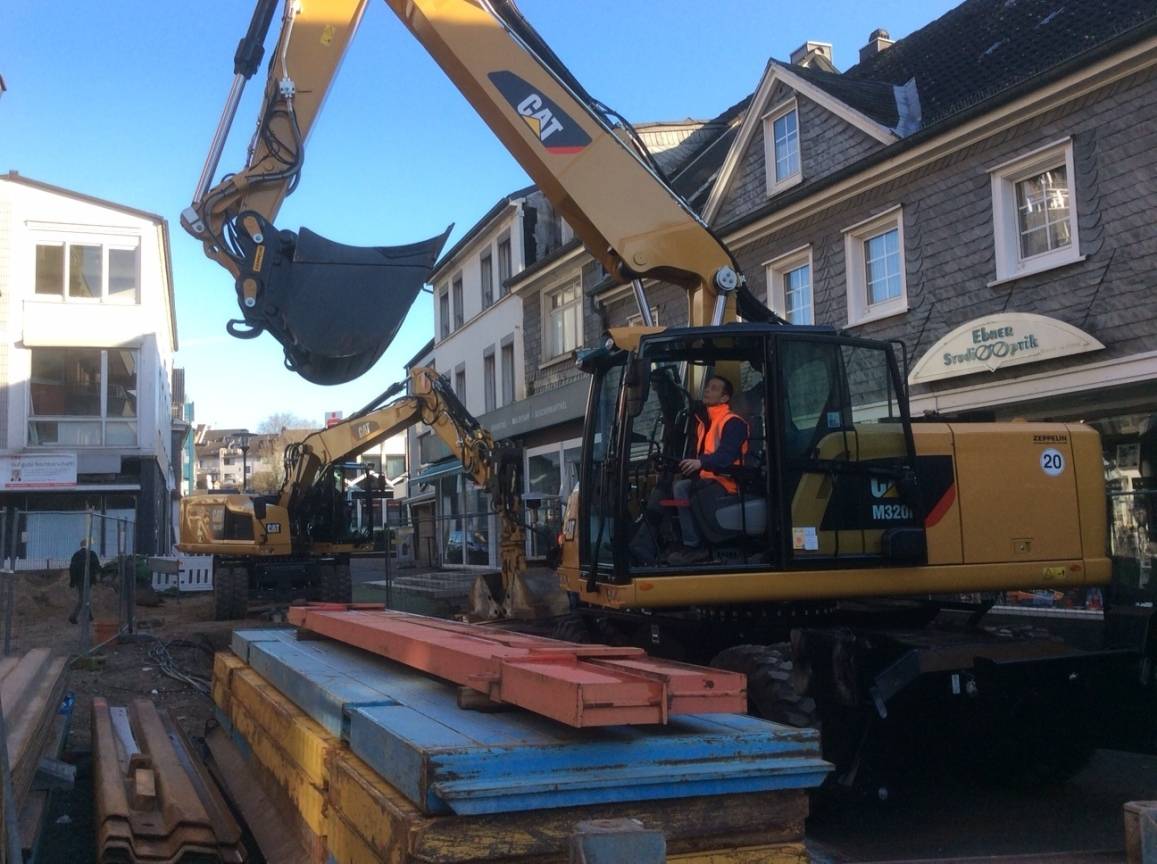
[184,0,777,386]
[279,366,528,614]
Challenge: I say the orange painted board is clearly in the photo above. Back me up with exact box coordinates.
[286,605,745,727]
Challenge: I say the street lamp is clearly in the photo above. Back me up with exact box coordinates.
[233,430,251,492]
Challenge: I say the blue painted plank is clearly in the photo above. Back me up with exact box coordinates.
[234,628,831,815]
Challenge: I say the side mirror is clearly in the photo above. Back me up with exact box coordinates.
[625,358,650,418]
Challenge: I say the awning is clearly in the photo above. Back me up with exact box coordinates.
[410,459,463,485]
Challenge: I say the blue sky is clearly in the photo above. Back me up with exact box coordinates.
[1,0,958,429]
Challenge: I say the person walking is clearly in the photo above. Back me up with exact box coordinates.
[68,538,100,625]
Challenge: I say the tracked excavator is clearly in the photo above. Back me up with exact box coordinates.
[183,0,1156,791]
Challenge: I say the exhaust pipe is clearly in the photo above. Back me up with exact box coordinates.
[228,212,451,385]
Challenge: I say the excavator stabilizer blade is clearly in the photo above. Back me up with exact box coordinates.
[234,218,452,385]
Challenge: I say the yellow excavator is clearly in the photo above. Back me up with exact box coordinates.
[183,0,1155,791]
[178,365,543,620]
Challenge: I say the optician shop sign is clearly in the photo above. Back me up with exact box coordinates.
[908,313,1104,386]
[0,453,77,490]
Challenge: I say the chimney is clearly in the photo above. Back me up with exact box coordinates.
[859,28,894,62]
[790,41,833,68]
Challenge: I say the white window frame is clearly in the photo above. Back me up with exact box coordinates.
[31,234,142,304]
[451,274,464,330]
[843,205,908,326]
[438,285,450,338]
[483,347,497,414]
[989,137,1083,285]
[497,234,512,298]
[27,347,140,447]
[762,97,802,197]
[500,338,516,406]
[626,306,660,327]
[763,245,814,325]
[542,278,582,361]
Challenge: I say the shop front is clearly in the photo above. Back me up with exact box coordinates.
[909,313,1157,608]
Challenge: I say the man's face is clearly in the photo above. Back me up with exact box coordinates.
[703,377,730,406]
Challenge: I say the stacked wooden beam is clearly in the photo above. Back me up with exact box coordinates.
[92,698,247,863]
[0,648,69,855]
[211,626,830,863]
[285,606,748,726]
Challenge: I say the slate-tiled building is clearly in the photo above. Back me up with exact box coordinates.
[702,0,1157,592]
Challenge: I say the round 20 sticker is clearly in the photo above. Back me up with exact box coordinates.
[1040,448,1065,476]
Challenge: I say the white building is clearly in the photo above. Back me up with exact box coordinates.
[0,172,179,558]
[408,184,579,568]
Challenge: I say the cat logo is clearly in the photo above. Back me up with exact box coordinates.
[489,71,592,154]
[870,479,897,499]
[353,420,377,440]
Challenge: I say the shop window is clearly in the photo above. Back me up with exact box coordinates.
[990,138,1082,283]
[34,239,140,303]
[29,348,138,447]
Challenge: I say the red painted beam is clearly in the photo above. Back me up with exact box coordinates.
[285,605,746,727]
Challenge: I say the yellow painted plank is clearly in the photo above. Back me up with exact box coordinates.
[326,807,408,864]
[231,701,328,838]
[212,651,247,716]
[230,667,339,789]
[668,842,809,863]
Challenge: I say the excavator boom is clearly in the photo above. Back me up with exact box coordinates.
[184,0,774,386]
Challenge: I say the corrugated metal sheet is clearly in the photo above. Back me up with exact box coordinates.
[93,698,246,863]
[211,648,816,864]
[230,628,829,816]
[284,605,747,726]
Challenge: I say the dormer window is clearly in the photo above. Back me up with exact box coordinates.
[763,98,802,196]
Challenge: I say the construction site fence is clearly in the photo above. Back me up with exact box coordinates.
[0,508,138,656]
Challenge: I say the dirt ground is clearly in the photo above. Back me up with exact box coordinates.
[4,569,270,750]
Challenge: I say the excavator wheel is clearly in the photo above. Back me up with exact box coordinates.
[319,562,352,603]
[711,643,819,729]
[213,565,250,621]
[550,614,593,644]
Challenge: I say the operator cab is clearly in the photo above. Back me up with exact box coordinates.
[579,325,924,581]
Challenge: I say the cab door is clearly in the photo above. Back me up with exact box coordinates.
[774,335,922,565]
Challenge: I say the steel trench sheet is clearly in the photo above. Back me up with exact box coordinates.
[284,606,748,726]
[231,629,830,816]
[92,697,246,863]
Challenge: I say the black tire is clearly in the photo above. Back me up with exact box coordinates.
[711,643,819,729]
[550,614,592,644]
[319,561,352,603]
[213,565,249,621]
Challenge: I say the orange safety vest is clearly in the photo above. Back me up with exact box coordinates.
[695,404,749,494]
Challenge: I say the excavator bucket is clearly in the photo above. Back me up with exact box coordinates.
[232,215,452,385]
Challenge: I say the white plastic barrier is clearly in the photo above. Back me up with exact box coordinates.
[151,555,214,593]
